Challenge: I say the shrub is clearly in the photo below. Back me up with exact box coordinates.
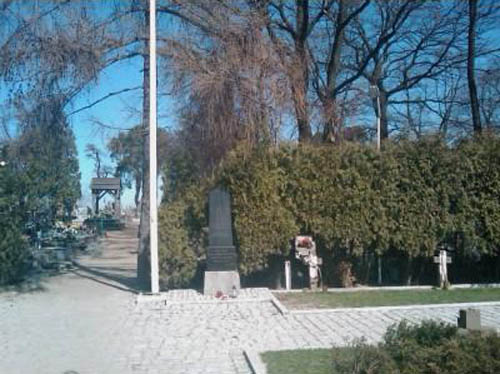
[331,338,397,374]
[0,221,30,285]
[332,320,500,374]
[158,187,206,288]
[384,320,458,350]
[0,163,31,285]
[384,320,500,374]
[383,320,458,371]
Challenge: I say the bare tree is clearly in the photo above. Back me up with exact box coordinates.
[478,61,500,131]
[255,0,338,142]
[158,1,289,169]
[85,144,103,178]
[309,0,370,141]
[468,0,481,134]
[347,1,469,140]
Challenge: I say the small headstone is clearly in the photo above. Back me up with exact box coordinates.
[458,308,481,330]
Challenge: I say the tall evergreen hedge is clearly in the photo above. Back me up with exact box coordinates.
[0,164,30,285]
[158,136,500,288]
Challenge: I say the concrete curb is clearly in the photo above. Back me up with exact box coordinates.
[452,283,500,289]
[269,292,289,315]
[290,301,500,314]
[273,283,500,294]
[136,293,273,306]
[243,348,267,374]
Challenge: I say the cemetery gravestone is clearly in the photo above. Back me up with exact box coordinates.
[434,249,452,288]
[458,308,481,330]
[294,236,322,290]
[203,187,241,296]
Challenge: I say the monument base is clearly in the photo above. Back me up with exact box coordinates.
[204,271,241,296]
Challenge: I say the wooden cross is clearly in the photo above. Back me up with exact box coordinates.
[433,249,452,288]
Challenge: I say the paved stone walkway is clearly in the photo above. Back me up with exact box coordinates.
[112,293,500,374]
[1,225,500,374]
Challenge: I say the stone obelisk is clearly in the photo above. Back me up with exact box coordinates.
[203,187,240,296]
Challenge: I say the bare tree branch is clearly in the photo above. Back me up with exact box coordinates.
[67,86,142,117]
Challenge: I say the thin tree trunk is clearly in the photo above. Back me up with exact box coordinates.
[468,0,481,134]
[379,90,389,139]
[297,115,311,142]
[96,151,101,178]
[292,52,311,143]
[322,0,346,143]
[363,253,373,284]
[137,7,151,290]
[295,1,312,143]
[134,174,141,217]
[496,255,500,282]
[403,256,413,286]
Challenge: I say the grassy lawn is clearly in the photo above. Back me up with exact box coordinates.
[261,349,332,374]
[275,287,500,309]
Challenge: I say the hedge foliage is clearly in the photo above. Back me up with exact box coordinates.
[0,164,30,285]
[158,186,206,288]
[332,320,500,374]
[158,136,500,287]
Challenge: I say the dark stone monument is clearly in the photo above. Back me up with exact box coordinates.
[204,187,241,296]
[207,188,237,271]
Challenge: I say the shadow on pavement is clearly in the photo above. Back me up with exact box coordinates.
[70,261,142,294]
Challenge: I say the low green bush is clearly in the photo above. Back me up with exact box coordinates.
[333,320,500,374]
[0,221,30,285]
[331,339,397,374]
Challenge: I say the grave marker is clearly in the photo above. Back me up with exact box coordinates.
[203,187,241,296]
[433,249,452,288]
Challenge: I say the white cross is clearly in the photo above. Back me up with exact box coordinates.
[434,249,452,288]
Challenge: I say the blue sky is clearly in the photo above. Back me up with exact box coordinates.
[69,55,173,209]
[70,58,141,208]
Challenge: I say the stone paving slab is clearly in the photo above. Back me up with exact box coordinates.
[137,288,272,305]
[2,281,500,374]
[109,289,500,374]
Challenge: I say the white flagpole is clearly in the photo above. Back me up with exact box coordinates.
[149,0,159,294]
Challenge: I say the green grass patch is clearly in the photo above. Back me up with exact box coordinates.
[275,287,500,309]
[261,349,332,374]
